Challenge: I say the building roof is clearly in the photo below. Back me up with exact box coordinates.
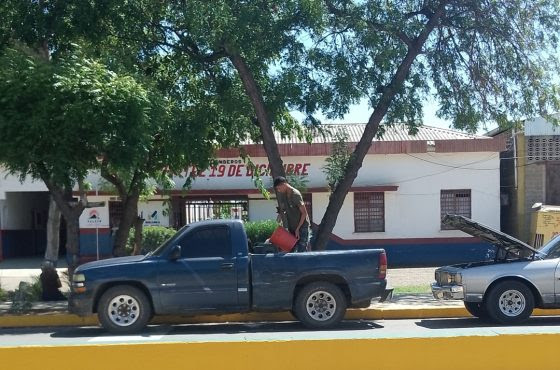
[265,123,485,145]
[524,116,560,136]
[218,123,504,158]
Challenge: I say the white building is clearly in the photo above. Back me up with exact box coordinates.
[0,124,505,266]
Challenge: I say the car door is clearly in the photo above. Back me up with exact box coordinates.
[157,226,238,312]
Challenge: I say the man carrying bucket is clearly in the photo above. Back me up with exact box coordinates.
[274,177,310,252]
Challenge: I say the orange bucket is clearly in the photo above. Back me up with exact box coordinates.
[269,226,297,252]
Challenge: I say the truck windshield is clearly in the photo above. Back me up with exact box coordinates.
[147,225,188,257]
[538,235,560,259]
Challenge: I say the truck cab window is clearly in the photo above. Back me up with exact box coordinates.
[179,227,232,259]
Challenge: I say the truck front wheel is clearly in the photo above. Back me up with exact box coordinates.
[98,285,152,334]
[295,282,347,329]
[464,301,489,319]
[485,280,534,325]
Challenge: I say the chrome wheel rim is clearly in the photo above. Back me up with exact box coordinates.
[306,290,336,321]
[498,289,526,317]
[107,295,140,326]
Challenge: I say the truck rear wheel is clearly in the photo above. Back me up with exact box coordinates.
[295,282,347,329]
[98,285,152,334]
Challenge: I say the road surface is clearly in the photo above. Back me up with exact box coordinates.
[2,316,560,347]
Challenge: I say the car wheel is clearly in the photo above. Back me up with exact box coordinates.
[98,285,152,334]
[295,282,347,329]
[485,280,534,325]
[464,301,489,319]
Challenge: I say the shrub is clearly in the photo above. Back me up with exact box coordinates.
[125,226,177,255]
[9,277,42,312]
[0,284,8,302]
[244,220,278,244]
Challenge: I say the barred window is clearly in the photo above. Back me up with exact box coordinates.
[354,192,385,232]
[441,189,471,230]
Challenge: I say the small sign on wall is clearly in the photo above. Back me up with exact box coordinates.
[80,206,109,228]
[138,201,169,227]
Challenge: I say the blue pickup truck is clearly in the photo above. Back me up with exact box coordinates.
[69,219,388,333]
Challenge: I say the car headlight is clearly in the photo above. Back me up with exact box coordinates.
[449,272,462,285]
[73,273,86,283]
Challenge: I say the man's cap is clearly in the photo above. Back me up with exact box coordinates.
[273,176,288,187]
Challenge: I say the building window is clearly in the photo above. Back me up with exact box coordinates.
[184,197,248,224]
[441,189,472,230]
[354,192,385,232]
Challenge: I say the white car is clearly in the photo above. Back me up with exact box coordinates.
[432,214,560,324]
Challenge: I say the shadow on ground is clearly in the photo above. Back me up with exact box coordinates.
[416,316,560,329]
[48,320,383,339]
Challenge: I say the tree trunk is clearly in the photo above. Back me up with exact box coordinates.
[44,196,61,263]
[40,196,65,301]
[41,179,87,279]
[112,192,140,257]
[313,4,447,251]
[226,47,285,179]
[132,215,144,255]
[65,213,81,276]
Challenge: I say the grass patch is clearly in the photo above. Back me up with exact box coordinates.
[393,285,431,294]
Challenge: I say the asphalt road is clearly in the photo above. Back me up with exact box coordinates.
[2,316,560,347]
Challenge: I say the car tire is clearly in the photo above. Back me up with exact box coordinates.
[484,280,534,325]
[98,285,152,334]
[294,282,347,329]
[464,301,489,319]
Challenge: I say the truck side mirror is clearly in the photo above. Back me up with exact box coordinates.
[169,245,181,260]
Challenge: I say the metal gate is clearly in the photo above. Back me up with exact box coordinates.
[184,199,248,224]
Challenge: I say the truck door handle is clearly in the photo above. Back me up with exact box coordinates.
[221,263,234,270]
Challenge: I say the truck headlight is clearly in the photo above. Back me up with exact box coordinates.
[73,273,86,283]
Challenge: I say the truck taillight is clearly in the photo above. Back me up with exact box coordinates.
[378,252,387,279]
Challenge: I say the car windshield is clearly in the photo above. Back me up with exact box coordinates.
[146,225,188,257]
[538,234,560,259]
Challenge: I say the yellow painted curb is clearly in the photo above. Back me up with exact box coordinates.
[2,333,560,370]
[2,306,560,328]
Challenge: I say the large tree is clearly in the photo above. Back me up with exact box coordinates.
[0,45,157,274]
[311,0,560,249]
[78,0,560,251]
[30,1,560,253]
[0,0,254,259]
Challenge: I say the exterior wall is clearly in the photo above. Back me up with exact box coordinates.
[310,152,500,239]
[522,163,546,242]
[0,192,49,258]
[0,172,48,200]
[248,198,277,222]
[0,151,500,266]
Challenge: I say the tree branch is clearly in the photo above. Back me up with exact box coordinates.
[100,159,128,199]
[223,44,285,178]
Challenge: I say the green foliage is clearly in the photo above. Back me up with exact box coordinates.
[0,284,8,302]
[244,220,279,244]
[0,45,155,188]
[125,226,177,255]
[322,130,351,192]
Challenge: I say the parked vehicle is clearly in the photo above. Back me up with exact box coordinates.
[69,219,389,333]
[432,214,560,324]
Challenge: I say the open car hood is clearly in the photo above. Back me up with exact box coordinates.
[442,214,543,258]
